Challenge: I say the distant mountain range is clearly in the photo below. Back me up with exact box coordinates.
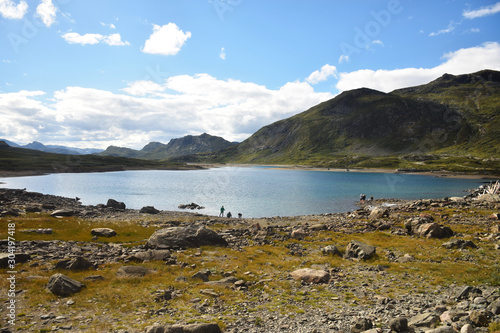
[97,133,237,160]
[0,140,104,155]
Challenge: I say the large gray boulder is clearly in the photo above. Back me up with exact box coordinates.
[344,240,376,260]
[290,268,330,284]
[47,273,85,297]
[146,226,228,249]
[91,228,117,237]
[106,199,125,210]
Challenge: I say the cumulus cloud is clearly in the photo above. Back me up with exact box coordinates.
[36,0,57,27]
[429,22,456,37]
[0,0,28,19]
[336,42,500,93]
[306,64,337,84]
[142,23,191,56]
[463,2,500,19]
[0,75,333,148]
[61,32,130,46]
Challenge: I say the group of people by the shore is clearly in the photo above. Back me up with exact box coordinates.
[359,193,374,204]
[219,205,242,218]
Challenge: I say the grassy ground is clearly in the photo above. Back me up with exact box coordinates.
[1,205,499,331]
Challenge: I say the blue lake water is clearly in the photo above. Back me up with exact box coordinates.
[0,167,483,218]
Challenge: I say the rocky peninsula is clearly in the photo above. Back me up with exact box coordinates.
[0,185,499,333]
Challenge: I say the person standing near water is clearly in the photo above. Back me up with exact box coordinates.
[219,206,225,217]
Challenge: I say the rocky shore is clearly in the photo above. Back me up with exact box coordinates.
[0,186,499,333]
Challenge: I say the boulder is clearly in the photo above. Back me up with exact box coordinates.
[344,240,376,260]
[140,206,160,214]
[322,245,341,256]
[127,250,171,262]
[350,318,373,333]
[145,226,228,249]
[106,199,125,210]
[50,209,75,217]
[469,310,489,327]
[91,228,117,238]
[460,324,475,333]
[116,265,151,278]
[442,239,477,249]
[369,207,389,219]
[290,268,330,284]
[406,218,454,239]
[408,312,439,328]
[192,270,211,282]
[389,317,408,333]
[55,256,95,271]
[291,228,307,239]
[455,286,482,300]
[178,203,205,210]
[145,323,221,333]
[47,273,85,297]
[0,253,31,268]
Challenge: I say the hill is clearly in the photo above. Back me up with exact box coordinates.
[99,133,236,160]
[0,140,103,155]
[0,141,197,175]
[173,70,500,173]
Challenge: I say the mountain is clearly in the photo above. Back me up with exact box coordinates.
[1,140,103,155]
[98,133,236,160]
[176,70,499,172]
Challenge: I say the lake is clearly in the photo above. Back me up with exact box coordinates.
[0,167,483,218]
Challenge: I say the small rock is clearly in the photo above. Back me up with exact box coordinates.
[344,240,376,260]
[290,268,330,284]
[116,265,150,278]
[106,198,126,210]
[47,273,85,297]
[91,228,117,238]
[140,206,160,214]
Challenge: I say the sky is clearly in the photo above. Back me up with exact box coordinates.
[1,0,500,150]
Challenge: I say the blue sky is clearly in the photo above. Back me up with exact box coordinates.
[1,0,500,149]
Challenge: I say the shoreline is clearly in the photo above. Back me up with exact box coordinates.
[195,163,500,180]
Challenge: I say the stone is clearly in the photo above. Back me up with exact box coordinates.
[490,300,500,315]
[140,206,160,214]
[344,240,376,260]
[415,223,454,239]
[322,245,341,256]
[369,207,388,219]
[460,324,475,333]
[350,318,373,333]
[291,228,307,239]
[116,265,150,278]
[91,228,117,238]
[83,275,104,282]
[55,256,94,271]
[290,268,330,284]
[206,276,239,286]
[0,253,31,268]
[50,209,74,217]
[442,239,477,249]
[469,310,489,327]
[389,317,408,333]
[408,312,439,328]
[455,286,482,300]
[192,270,211,282]
[47,273,85,297]
[145,323,221,333]
[146,226,228,249]
[127,250,171,262]
[106,199,125,210]
[426,327,456,333]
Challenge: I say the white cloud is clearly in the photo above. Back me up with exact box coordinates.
[100,22,116,29]
[306,64,337,84]
[36,0,57,27]
[220,47,226,60]
[0,0,28,19]
[429,22,456,37]
[336,42,500,93]
[121,80,165,96]
[0,75,333,148]
[61,32,130,46]
[338,55,349,64]
[142,23,191,56]
[463,2,500,19]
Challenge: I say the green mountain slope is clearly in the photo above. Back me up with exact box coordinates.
[176,70,499,173]
[0,142,188,174]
